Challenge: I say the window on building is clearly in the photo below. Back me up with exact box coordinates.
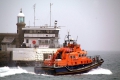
[54,39,58,43]
[44,30,46,33]
[34,30,36,33]
[26,30,29,33]
[49,30,53,33]
[26,39,29,43]
[30,30,32,33]
[52,30,55,33]
[49,40,50,44]
[46,30,49,33]
[42,41,44,45]
[18,17,24,23]
[37,30,41,33]
[55,30,59,34]
[45,40,48,44]
[39,40,41,44]
[51,39,53,44]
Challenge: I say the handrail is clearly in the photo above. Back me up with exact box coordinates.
[65,58,104,72]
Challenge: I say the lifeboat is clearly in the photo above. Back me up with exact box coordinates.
[34,32,104,75]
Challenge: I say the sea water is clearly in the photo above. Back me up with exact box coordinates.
[0,51,120,80]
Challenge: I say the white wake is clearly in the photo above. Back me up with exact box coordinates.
[0,67,112,77]
[82,67,112,75]
[0,66,28,77]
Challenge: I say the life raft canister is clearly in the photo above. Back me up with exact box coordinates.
[92,58,95,61]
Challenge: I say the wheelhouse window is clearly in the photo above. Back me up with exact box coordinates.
[79,54,81,57]
[73,56,75,58]
[81,61,83,64]
[82,54,84,57]
[70,55,75,59]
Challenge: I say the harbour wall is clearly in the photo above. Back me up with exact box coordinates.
[0,48,58,67]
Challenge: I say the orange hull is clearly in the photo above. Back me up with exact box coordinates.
[34,32,104,75]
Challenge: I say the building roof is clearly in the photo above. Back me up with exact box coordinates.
[2,37,15,43]
[22,26,60,30]
[18,13,25,17]
[17,9,25,17]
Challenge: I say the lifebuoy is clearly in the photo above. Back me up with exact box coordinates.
[32,40,36,44]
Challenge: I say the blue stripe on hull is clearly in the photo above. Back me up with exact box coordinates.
[35,60,104,75]
[55,61,103,75]
[40,63,93,75]
[55,67,67,73]
[55,63,91,73]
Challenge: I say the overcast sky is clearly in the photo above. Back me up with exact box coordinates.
[0,0,120,51]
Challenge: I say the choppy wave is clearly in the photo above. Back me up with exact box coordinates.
[82,67,112,75]
[0,66,28,77]
[40,74,53,76]
[0,67,112,77]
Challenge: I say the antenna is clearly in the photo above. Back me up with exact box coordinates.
[76,36,78,42]
[50,3,53,27]
[20,8,22,13]
[67,31,71,43]
[33,4,36,27]
[33,4,39,27]
[64,31,70,41]
[29,21,30,27]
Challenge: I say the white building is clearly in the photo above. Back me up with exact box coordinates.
[7,10,61,61]
[22,21,60,48]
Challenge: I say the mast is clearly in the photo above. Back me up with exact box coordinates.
[29,21,30,26]
[67,31,71,43]
[33,4,36,27]
[50,3,53,27]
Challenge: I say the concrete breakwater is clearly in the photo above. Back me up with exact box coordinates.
[0,51,12,67]
[0,51,35,67]
[0,48,58,67]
